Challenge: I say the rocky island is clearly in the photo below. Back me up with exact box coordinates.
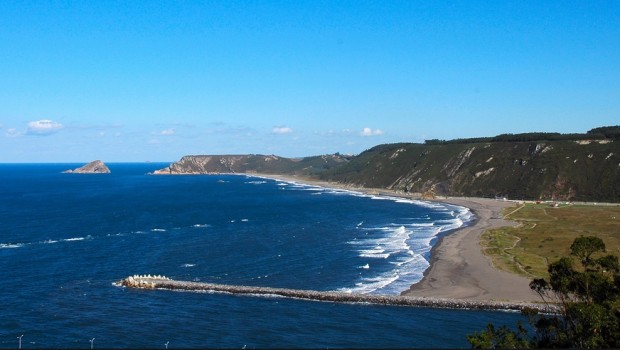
[62,160,111,174]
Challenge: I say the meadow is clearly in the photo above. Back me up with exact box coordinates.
[481,203,620,278]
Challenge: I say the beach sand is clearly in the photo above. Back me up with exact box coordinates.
[255,174,540,303]
[403,197,539,302]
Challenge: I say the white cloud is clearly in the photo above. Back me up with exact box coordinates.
[159,128,175,135]
[26,119,63,135]
[360,127,384,136]
[315,128,356,137]
[272,126,293,134]
[6,128,22,137]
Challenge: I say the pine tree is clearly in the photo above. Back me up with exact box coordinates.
[468,236,620,348]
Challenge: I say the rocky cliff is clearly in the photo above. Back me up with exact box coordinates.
[152,154,350,176]
[320,139,620,202]
[153,128,620,202]
[63,160,111,174]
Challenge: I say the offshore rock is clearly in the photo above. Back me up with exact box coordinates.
[63,160,111,174]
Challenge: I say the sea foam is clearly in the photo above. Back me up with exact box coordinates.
[246,175,474,295]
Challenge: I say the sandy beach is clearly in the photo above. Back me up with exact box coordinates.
[258,174,540,303]
[403,197,539,302]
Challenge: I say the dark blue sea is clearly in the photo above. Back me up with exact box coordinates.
[0,163,524,348]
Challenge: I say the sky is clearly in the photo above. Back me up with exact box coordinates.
[0,1,619,162]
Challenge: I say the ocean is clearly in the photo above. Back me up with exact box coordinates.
[0,163,524,348]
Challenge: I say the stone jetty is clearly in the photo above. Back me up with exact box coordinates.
[118,275,559,313]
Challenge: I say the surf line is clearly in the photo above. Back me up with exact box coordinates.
[117,275,558,313]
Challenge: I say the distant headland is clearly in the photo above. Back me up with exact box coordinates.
[62,160,111,174]
[153,126,620,203]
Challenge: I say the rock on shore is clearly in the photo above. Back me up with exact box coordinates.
[63,160,111,174]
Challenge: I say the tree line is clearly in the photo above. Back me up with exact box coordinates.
[425,126,620,145]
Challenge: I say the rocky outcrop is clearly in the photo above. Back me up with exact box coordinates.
[117,275,559,313]
[151,154,351,176]
[63,160,111,174]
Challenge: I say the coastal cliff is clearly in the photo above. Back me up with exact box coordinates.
[152,154,350,176]
[155,127,620,202]
[321,138,620,202]
[63,160,111,174]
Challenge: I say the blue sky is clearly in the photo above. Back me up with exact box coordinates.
[1,1,619,162]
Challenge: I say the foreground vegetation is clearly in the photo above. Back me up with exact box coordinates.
[468,236,620,348]
[481,203,620,278]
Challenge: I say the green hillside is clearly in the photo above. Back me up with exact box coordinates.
[155,127,620,202]
[320,138,620,202]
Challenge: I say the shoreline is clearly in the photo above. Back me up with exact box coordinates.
[254,173,541,303]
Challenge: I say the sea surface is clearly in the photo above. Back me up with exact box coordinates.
[0,163,525,348]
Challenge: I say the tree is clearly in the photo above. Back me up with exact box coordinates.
[467,236,620,348]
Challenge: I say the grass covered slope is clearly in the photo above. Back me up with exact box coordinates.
[481,203,620,278]
[320,139,620,202]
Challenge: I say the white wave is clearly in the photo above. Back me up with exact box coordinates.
[257,175,473,295]
[340,274,400,294]
[42,239,58,244]
[300,187,325,192]
[151,228,166,232]
[437,218,464,233]
[245,181,267,185]
[241,219,249,222]
[405,222,434,227]
[63,237,85,241]
[360,252,391,259]
[410,200,449,209]
[192,224,211,228]
[0,243,24,249]
[344,203,472,295]
[359,247,385,254]
[395,198,416,204]
[181,263,195,268]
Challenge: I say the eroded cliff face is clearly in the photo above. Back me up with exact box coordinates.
[152,154,350,176]
[150,139,620,202]
[321,140,620,202]
[62,160,111,174]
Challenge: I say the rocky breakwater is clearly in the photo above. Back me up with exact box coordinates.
[118,275,559,313]
[63,160,111,174]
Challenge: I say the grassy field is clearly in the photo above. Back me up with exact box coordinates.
[481,203,620,278]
